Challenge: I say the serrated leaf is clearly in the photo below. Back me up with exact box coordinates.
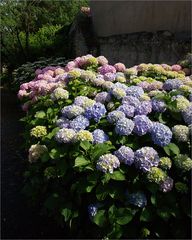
[74,156,90,167]
[49,148,61,159]
[91,143,115,161]
[116,208,133,225]
[80,141,91,151]
[96,184,109,201]
[140,207,154,222]
[110,171,126,181]
[34,111,46,119]
[93,210,106,227]
[61,208,72,222]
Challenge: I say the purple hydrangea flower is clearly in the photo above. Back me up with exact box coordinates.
[55,128,76,143]
[93,129,109,144]
[163,79,183,91]
[61,105,84,119]
[182,104,192,125]
[96,154,120,173]
[126,86,144,98]
[133,115,152,136]
[113,82,128,91]
[115,118,135,136]
[134,147,160,172]
[104,72,116,82]
[127,191,147,208]
[114,146,134,165]
[95,92,111,103]
[88,204,98,218]
[84,102,107,122]
[122,96,141,108]
[159,177,174,192]
[107,110,125,124]
[150,122,172,147]
[189,94,192,102]
[137,81,150,91]
[74,96,90,106]
[117,104,135,118]
[70,115,89,131]
[56,118,71,128]
[151,98,166,112]
[98,64,116,75]
[135,101,152,115]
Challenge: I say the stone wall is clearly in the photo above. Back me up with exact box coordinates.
[90,0,191,37]
[68,8,191,67]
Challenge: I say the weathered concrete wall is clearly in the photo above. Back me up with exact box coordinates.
[90,0,191,37]
[68,6,191,67]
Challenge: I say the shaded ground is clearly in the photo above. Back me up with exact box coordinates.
[1,88,67,239]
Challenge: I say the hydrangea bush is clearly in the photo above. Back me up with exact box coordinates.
[19,55,191,239]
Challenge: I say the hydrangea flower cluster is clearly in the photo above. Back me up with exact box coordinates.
[150,123,172,147]
[28,144,48,163]
[134,147,160,172]
[127,192,147,208]
[30,126,47,138]
[114,146,134,165]
[18,55,192,232]
[96,154,120,173]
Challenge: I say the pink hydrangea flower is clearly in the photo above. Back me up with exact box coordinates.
[114,63,126,72]
[98,65,116,75]
[97,56,108,66]
[171,64,182,72]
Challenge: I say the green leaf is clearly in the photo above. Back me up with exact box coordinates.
[96,184,109,201]
[41,152,50,162]
[34,111,46,119]
[49,148,61,159]
[140,207,154,222]
[61,208,72,222]
[93,210,106,227]
[110,171,126,181]
[74,156,90,167]
[163,143,180,156]
[91,143,115,161]
[150,195,156,205]
[157,208,172,221]
[116,208,133,225]
[80,141,91,151]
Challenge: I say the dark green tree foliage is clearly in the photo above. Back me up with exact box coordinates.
[0,0,88,70]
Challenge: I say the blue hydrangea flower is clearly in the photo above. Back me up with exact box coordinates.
[117,104,135,118]
[133,115,152,136]
[114,146,134,165]
[134,147,160,172]
[56,117,71,128]
[104,72,116,82]
[163,79,183,91]
[159,177,174,193]
[189,93,192,102]
[122,96,141,108]
[151,98,166,112]
[150,122,172,147]
[107,110,125,124]
[95,92,111,103]
[88,204,99,218]
[96,154,120,173]
[113,82,128,91]
[70,115,89,131]
[55,128,76,143]
[135,101,152,115]
[93,129,109,144]
[127,191,147,208]
[61,105,84,119]
[182,104,192,125]
[111,87,126,99]
[126,86,144,98]
[115,118,135,136]
[84,102,107,122]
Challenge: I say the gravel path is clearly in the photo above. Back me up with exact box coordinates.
[1,89,67,239]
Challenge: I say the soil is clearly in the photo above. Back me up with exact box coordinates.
[1,88,68,239]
